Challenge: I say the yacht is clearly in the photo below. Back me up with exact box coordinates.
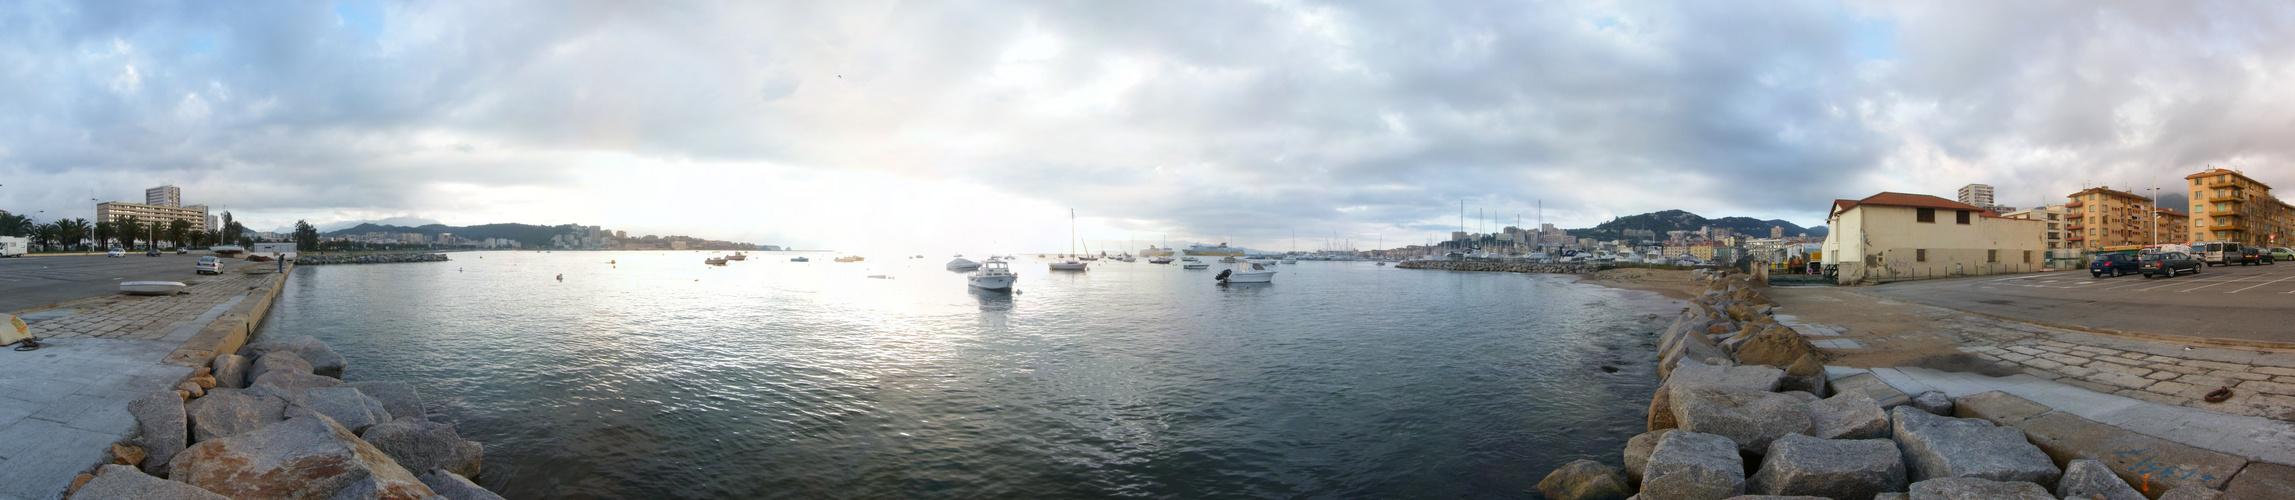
[947,255,981,271]
[1181,259,1210,269]
[1148,256,1174,264]
[790,256,810,262]
[1215,263,1276,284]
[968,259,1018,291]
[727,252,748,261]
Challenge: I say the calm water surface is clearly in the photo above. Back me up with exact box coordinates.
[258,251,1678,499]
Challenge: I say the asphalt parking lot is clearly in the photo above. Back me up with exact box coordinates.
[1855,261,2295,344]
[0,253,253,313]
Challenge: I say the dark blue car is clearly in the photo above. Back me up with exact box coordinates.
[2090,254,2140,278]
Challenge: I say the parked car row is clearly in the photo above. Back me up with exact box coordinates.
[2091,246,2290,279]
[2139,252,2202,278]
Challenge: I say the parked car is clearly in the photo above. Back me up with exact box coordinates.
[2252,247,2276,265]
[2141,252,2201,278]
[175,247,189,255]
[194,256,221,275]
[2271,247,2295,262]
[2196,241,2245,266]
[145,248,161,257]
[107,248,125,258]
[2090,253,2142,277]
[2232,247,2270,266]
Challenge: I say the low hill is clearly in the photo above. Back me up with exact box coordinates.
[1570,210,1826,241]
[324,222,579,248]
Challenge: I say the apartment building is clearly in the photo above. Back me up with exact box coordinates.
[2185,168,2295,247]
[2001,205,2068,249]
[145,185,182,207]
[2064,186,2157,251]
[95,201,211,233]
[2153,208,2190,245]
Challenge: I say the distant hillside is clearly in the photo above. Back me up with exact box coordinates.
[1570,209,1826,241]
[325,222,578,248]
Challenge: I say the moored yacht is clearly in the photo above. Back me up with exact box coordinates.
[947,255,981,270]
[1215,263,1276,284]
[968,259,1017,290]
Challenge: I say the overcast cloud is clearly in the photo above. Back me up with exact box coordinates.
[3,0,2293,251]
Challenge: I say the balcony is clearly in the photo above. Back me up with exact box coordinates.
[2066,224,2085,230]
[2064,202,2085,208]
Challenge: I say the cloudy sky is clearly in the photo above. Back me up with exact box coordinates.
[3,1,2293,253]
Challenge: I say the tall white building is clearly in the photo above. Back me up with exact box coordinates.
[146,185,182,207]
[1957,184,1995,209]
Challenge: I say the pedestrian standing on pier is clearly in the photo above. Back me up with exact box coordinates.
[276,253,285,273]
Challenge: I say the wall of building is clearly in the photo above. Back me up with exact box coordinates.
[1828,205,2048,284]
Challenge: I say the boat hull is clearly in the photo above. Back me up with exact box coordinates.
[120,281,186,296]
[968,274,1016,290]
[1220,271,1275,283]
[1181,263,1209,269]
[1047,262,1088,271]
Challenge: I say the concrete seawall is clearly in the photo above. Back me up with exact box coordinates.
[163,264,290,368]
[1394,260,1599,274]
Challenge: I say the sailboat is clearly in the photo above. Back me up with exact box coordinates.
[1050,210,1088,271]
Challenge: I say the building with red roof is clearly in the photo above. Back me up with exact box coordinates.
[1821,192,2047,284]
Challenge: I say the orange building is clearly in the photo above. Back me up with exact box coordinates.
[2185,168,2295,247]
[2152,208,2189,245]
[2064,186,2156,251]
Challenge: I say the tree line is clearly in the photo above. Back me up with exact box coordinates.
[0,211,253,252]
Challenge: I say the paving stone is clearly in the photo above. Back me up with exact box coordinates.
[2146,371,2183,381]
[1906,477,2053,499]
[2221,462,2295,500]
[2115,389,2192,407]
[2039,353,2092,367]
[2009,411,2246,492]
[2234,379,2295,395]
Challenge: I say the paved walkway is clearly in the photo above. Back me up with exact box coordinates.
[0,261,279,500]
[1825,365,2295,468]
[1770,286,2295,421]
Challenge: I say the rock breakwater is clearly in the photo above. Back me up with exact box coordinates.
[295,253,451,265]
[1394,260,1597,274]
[83,335,501,499]
[1531,269,2174,500]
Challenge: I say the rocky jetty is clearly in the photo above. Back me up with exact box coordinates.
[78,335,498,499]
[1394,260,1598,273]
[1532,269,2154,500]
[294,252,451,265]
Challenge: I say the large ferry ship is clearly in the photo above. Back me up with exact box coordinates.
[1141,246,1176,257]
[1181,243,1252,257]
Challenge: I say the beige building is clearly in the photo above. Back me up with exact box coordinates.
[2153,208,2190,245]
[2064,186,2155,251]
[95,201,211,233]
[1822,192,2048,284]
[2185,168,2295,247]
[2001,205,2068,249]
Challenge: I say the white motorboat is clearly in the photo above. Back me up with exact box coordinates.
[1216,263,1276,284]
[968,259,1017,290]
[120,281,186,296]
[1049,260,1088,270]
[947,255,981,270]
[1180,256,1200,262]
[727,252,748,261]
[790,256,810,262]
[1148,256,1174,264]
[1182,260,1209,269]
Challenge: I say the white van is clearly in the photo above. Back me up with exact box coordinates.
[2194,241,2244,266]
[0,236,25,257]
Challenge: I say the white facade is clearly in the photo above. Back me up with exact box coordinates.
[1824,195,2049,284]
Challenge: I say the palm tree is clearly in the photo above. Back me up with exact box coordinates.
[0,212,29,236]
[33,222,60,251]
[94,221,114,250]
[168,219,192,248]
[59,218,91,251]
[115,216,142,251]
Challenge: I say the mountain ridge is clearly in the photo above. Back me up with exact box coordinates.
[1567,209,1826,241]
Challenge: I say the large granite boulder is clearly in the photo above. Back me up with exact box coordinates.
[1624,429,1678,485]
[1732,324,1816,368]
[248,354,314,381]
[1908,391,1952,416]
[1905,477,2053,499]
[1535,459,1632,500]
[1889,407,2059,487]
[419,470,505,500]
[343,381,425,421]
[1829,374,1911,409]
[211,354,252,390]
[239,335,348,379]
[184,388,287,443]
[1669,384,1813,454]
[1661,332,1735,381]
[286,387,393,434]
[2055,459,2143,500]
[1746,434,1905,499]
[247,370,343,399]
[170,414,435,499]
[361,417,484,478]
[1670,364,1785,392]
[1640,431,1744,500]
[1807,391,1889,440]
[1778,354,1826,397]
[73,464,228,500]
[127,391,188,476]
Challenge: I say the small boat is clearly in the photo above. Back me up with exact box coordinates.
[120,281,187,296]
[1281,258,1298,264]
[1180,256,1199,262]
[1182,261,1209,270]
[1220,256,1243,263]
[969,259,1018,290]
[790,256,810,262]
[947,255,982,271]
[727,252,748,261]
[1148,256,1173,264]
[1050,209,1089,271]
[705,257,728,265]
[834,256,864,263]
[1215,263,1276,284]
[1049,260,1088,271]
